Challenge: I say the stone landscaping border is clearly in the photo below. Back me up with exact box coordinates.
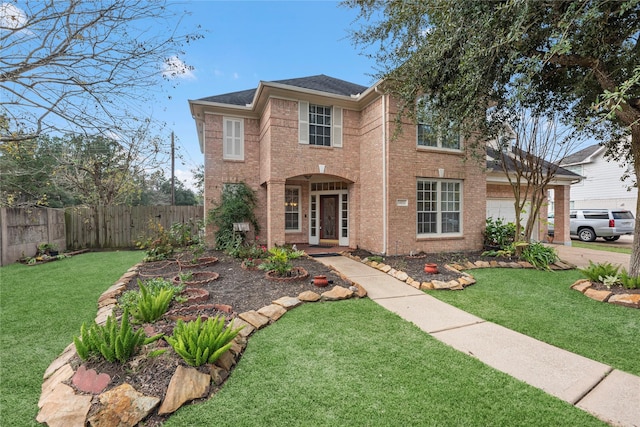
[36,263,368,427]
[570,279,640,309]
[342,251,639,309]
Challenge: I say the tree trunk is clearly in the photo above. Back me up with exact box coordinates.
[629,125,640,276]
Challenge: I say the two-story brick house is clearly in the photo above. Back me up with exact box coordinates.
[189,75,572,254]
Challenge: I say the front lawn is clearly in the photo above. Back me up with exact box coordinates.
[570,240,632,254]
[0,250,144,426]
[166,299,604,426]
[427,268,640,376]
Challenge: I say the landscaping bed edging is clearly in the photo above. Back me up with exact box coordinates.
[37,263,368,427]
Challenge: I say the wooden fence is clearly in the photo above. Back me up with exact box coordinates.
[65,206,204,250]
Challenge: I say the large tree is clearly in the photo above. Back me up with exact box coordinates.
[347,0,640,275]
[0,0,201,144]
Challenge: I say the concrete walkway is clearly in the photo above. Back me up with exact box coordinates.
[314,255,640,427]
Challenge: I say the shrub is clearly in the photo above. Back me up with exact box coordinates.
[131,283,174,323]
[119,278,184,312]
[166,316,244,367]
[620,270,640,289]
[136,218,204,262]
[258,246,305,276]
[520,242,558,269]
[483,217,516,249]
[578,261,621,282]
[207,182,260,251]
[73,309,161,363]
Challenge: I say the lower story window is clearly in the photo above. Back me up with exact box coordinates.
[285,186,301,232]
[417,179,462,235]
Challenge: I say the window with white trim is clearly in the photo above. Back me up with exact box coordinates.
[298,101,342,147]
[417,179,462,235]
[417,122,461,150]
[285,186,301,232]
[223,117,244,160]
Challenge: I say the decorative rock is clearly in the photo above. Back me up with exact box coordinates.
[465,261,477,269]
[257,304,287,321]
[298,290,322,302]
[39,363,75,408]
[37,383,92,427]
[584,288,612,302]
[508,262,522,268]
[88,383,159,427]
[518,261,535,269]
[72,365,111,394]
[238,310,270,329]
[379,264,392,273]
[498,261,510,268]
[213,303,233,314]
[209,364,228,386]
[229,337,246,356]
[420,281,434,290]
[489,260,499,267]
[406,278,421,289]
[272,296,302,309]
[457,276,476,287]
[475,260,491,268]
[215,350,236,371]
[158,366,210,415]
[232,318,255,338]
[432,280,463,290]
[450,263,466,271]
[95,305,116,325]
[608,294,640,308]
[351,282,368,298]
[43,343,76,380]
[97,297,117,308]
[571,280,592,293]
[394,270,409,282]
[321,286,354,301]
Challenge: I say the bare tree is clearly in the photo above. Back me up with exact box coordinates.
[489,110,583,245]
[0,0,201,144]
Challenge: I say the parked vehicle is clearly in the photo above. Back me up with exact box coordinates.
[569,209,635,242]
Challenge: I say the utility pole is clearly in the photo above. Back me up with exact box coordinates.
[171,131,175,205]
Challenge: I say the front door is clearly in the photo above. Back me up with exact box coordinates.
[320,195,338,240]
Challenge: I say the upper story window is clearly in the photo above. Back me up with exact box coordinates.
[299,101,342,148]
[223,117,244,160]
[309,105,332,146]
[417,122,461,150]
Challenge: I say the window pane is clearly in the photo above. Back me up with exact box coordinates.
[309,104,332,146]
[417,123,437,147]
[285,187,300,230]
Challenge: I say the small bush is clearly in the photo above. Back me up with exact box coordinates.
[520,242,558,269]
[579,261,621,282]
[136,218,204,262]
[119,278,184,312]
[73,309,161,363]
[207,182,260,251]
[483,217,516,249]
[166,316,244,367]
[131,283,174,323]
[258,246,305,276]
[620,270,640,289]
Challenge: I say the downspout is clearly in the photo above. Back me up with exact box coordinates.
[375,85,388,254]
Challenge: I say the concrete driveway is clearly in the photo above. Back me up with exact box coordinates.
[550,237,632,269]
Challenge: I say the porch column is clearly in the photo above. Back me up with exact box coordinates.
[554,185,571,246]
[266,179,285,248]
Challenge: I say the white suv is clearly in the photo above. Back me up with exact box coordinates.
[569,209,635,242]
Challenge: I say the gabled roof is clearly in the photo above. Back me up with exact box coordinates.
[198,74,368,106]
[486,146,582,183]
[561,143,605,166]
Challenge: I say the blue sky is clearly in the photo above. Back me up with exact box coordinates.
[158,1,378,188]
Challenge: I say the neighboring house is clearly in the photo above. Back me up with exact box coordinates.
[561,143,638,216]
[189,75,576,254]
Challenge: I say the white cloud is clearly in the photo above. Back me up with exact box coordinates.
[0,3,27,31]
[175,169,196,191]
[162,56,195,79]
[232,72,240,79]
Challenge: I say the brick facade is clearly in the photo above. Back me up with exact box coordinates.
[194,78,491,255]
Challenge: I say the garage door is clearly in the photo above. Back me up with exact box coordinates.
[486,199,531,224]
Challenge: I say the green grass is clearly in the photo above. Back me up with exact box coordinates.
[0,250,144,426]
[570,240,632,254]
[166,299,605,426]
[428,268,640,376]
